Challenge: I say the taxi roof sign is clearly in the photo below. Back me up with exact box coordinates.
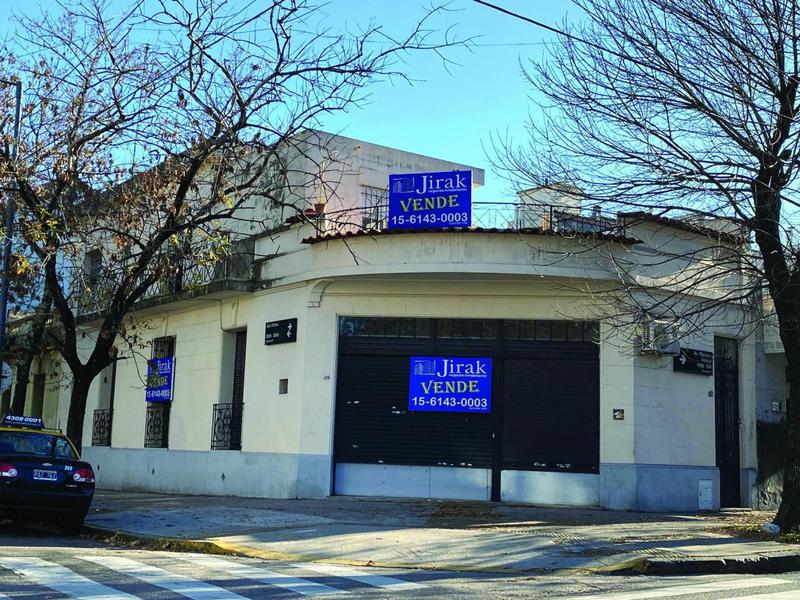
[1,414,44,429]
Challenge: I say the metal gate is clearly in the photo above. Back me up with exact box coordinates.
[333,317,599,501]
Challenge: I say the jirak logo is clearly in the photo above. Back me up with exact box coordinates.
[392,177,415,194]
[413,358,437,376]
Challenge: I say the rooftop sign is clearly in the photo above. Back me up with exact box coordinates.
[388,170,472,229]
[1,414,44,429]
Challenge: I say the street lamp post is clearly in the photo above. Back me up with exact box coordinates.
[0,79,23,376]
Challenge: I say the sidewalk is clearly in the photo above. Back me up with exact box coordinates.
[85,491,800,575]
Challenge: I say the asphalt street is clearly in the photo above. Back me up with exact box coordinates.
[3,528,800,599]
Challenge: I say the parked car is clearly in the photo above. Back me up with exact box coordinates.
[0,415,95,534]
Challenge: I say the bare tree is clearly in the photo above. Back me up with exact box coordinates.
[0,0,462,450]
[486,0,800,530]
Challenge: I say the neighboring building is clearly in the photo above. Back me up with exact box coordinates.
[755,303,788,509]
[31,132,761,511]
[0,317,66,429]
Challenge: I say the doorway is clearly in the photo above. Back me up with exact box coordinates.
[715,337,740,507]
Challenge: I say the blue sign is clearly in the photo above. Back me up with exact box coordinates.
[408,356,492,413]
[1,414,44,429]
[145,356,175,402]
[388,170,472,229]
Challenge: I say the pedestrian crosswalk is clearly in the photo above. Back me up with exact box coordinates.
[3,555,800,599]
[567,576,793,599]
[0,556,139,599]
[0,554,427,598]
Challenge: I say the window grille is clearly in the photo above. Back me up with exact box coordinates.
[145,336,175,448]
[211,330,246,450]
[360,186,388,229]
[92,409,113,446]
[85,250,103,286]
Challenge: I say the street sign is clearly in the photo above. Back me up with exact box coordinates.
[673,348,713,376]
[265,318,298,345]
[145,356,175,402]
[408,356,492,413]
[388,170,472,229]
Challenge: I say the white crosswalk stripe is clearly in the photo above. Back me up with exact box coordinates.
[79,555,250,599]
[292,563,425,592]
[178,555,347,596]
[0,556,138,600]
[566,576,791,600]
[732,592,800,600]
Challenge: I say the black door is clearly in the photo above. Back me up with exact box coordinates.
[715,337,740,507]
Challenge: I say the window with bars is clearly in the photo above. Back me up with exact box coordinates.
[145,336,175,448]
[84,249,103,286]
[339,317,431,338]
[360,186,388,229]
[211,330,246,450]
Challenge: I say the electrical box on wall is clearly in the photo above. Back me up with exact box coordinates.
[698,480,713,510]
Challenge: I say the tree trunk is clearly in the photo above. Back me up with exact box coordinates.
[66,373,92,452]
[774,338,800,530]
[9,352,33,416]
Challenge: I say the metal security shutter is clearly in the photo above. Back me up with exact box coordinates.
[334,352,493,468]
[502,353,599,473]
[334,317,601,496]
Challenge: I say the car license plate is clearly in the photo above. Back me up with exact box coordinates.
[33,469,57,481]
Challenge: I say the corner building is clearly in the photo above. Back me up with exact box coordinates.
[69,132,757,512]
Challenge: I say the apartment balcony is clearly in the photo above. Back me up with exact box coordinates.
[73,238,256,320]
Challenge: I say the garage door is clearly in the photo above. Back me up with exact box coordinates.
[333,317,599,502]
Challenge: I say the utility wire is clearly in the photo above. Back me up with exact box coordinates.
[472,0,649,65]
[472,0,584,44]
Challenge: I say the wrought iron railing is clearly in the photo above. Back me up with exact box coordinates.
[310,202,619,236]
[91,408,113,447]
[145,238,255,298]
[211,402,243,450]
[144,403,170,448]
[72,237,255,316]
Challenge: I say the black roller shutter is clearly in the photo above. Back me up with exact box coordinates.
[502,354,599,473]
[334,352,493,468]
[334,318,600,478]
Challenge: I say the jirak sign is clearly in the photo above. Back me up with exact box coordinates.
[408,356,492,413]
[388,170,472,229]
[145,356,175,402]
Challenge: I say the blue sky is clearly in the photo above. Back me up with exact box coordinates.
[0,1,576,202]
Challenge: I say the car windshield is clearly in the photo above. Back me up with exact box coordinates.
[0,431,77,459]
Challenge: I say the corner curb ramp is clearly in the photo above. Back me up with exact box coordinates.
[82,525,800,576]
[81,525,525,574]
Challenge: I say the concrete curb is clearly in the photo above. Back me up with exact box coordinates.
[631,554,800,576]
[83,524,800,576]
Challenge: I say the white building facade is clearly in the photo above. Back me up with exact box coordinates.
[29,133,759,512]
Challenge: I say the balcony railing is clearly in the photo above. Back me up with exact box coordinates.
[211,402,243,450]
[91,408,113,447]
[308,202,620,237]
[73,237,256,317]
